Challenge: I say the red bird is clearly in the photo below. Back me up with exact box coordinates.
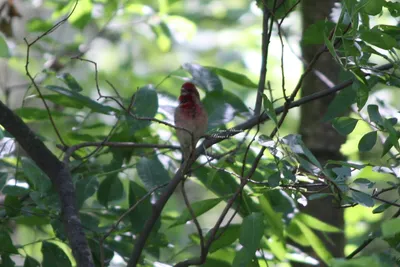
[174,82,208,163]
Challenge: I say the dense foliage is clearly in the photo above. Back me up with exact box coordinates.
[0,0,399,266]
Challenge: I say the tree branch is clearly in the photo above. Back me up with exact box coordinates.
[0,101,94,267]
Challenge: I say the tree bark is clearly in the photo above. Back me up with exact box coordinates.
[296,0,345,265]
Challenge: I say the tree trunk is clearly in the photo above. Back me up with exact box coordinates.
[296,0,345,265]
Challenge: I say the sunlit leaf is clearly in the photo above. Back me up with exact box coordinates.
[296,213,342,233]
[382,218,400,237]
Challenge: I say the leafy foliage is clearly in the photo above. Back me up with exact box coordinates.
[0,0,399,266]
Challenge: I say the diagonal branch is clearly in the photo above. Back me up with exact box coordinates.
[0,101,94,267]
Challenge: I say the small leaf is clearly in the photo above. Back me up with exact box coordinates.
[382,218,400,238]
[203,91,249,129]
[45,85,116,114]
[41,241,72,267]
[295,220,332,264]
[358,131,377,152]
[383,118,400,151]
[205,66,258,87]
[126,85,159,133]
[0,230,18,254]
[22,158,51,193]
[323,87,357,122]
[97,176,124,207]
[372,203,391,214]
[362,0,384,15]
[296,213,342,233]
[360,29,398,49]
[351,190,374,207]
[233,213,264,266]
[136,156,170,192]
[207,224,241,253]
[263,94,278,125]
[170,198,223,228]
[4,195,21,217]
[59,73,83,92]
[24,256,40,267]
[182,63,223,92]
[367,105,383,126]
[75,176,99,209]
[332,117,358,135]
[353,178,375,188]
[0,34,10,58]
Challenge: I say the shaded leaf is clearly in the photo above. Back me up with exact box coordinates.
[382,218,400,237]
[351,190,374,207]
[75,176,99,209]
[0,230,18,254]
[127,85,159,133]
[4,195,21,217]
[24,256,40,267]
[332,117,358,135]
[22,158,51,193]
[45,85,116,114]
[358,131,377,152]
[136,156,170,192]
[367,105,383,126]
[323,87,357,122]
[183,63,223,92]
[97,176,124,207]
[170,198,223,228]
[207,224,241,253]
[41,241,72,267]
[263,94,278,125]
[58,73,83,92]
[205,66,258,87]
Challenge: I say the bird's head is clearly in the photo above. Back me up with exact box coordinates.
[180,82,200,99]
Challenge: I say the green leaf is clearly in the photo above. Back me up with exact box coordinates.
[372,203,391,214]
[239,213,264,251]
[129,182,159,234]
[22,158,51,193]
[41,241,72,267]
[182,63,223,92]
[170,198,223,228]
[367,104,383,126]
[295,220,332,264]
[302,20,336,45]
[323,87,357,122]
[45,85,116,114]
[4,195,21,217]
[351,190,374,207]
[75,176,99,209]
[0,230,18,254]
[332,117,358,135]
[58,73,83,92]
[353,178,375,188]
[263,94,278,125]
[296,213,342,233]
[259,195,284,240]
[14,108,65,122]
[384,1,400,17]
[69,0,93,29]
[362,0,384,15]
[233,213,264,267]
[383,118,400,151]
[97,176,124,207]
[127,85,159,133]
[203,91,248,129]
[268,171,281,188]
[0,34,10,58]
[24,256,40,267]
[207,224,241,253]
[205,66,258,87]
[136,156,170,192]
[354,79,369,110]
[358,131,377,152]
[27,18,54,32]
[0,254,15,266]
[360,29,398,49]
[382,218,400,238]
[308,193,332,201]
[2,185,29,196]
[331,256,381,267]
